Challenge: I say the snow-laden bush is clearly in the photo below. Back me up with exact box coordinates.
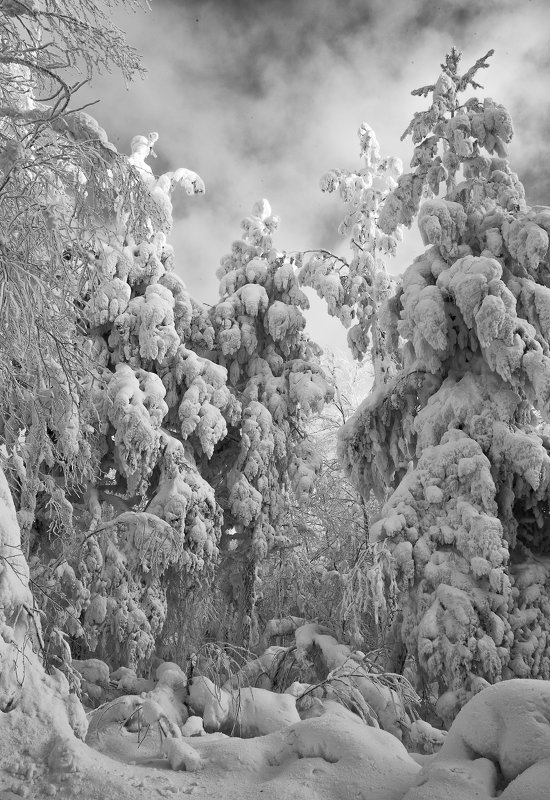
[256,355,384,652]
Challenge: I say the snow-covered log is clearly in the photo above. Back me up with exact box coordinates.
[187,675,300,737]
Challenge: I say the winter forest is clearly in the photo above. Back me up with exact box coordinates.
[2,1,550,798]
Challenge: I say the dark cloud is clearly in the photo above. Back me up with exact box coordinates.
[161,0,373,101]
[402,0,512,38]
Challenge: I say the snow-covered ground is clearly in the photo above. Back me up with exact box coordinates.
[1,702,418,800]
[2,659,550,799]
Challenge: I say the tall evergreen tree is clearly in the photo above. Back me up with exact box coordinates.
[339,49,550,724]
[62,133,236,669]
[207,200,333,647]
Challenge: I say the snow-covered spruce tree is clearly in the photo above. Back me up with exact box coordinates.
[298,123,403,379]
[339,48,550,724]
[206,200,333,648]
[35,134,241,671]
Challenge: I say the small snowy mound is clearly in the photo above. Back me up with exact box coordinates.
[188,708,420,800]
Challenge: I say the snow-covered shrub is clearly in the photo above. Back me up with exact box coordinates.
[0,465,89,753]
[187,674,301,736]
[339,48,550,723]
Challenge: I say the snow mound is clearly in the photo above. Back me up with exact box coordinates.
[405,679,550,799]
[189,709,420,800]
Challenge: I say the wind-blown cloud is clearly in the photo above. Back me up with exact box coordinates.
[82,0,550,350]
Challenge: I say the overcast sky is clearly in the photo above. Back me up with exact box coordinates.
[83,0,550,351]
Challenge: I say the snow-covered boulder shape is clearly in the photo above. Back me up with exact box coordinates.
[181,715,205,736]
[73,657,110,703]
[405,680,550,799]
[86,694,142,737]
[408,719,446,755]
[162,735,202,771]
[156,661,183,681]
[109,666,154,694]
[147,663,189,730]
[188,675,300,736]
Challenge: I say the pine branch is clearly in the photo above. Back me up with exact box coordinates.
[456,48,494,92]
[411,84,435,99]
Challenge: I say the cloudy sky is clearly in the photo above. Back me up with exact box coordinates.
[83,0,550,351]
